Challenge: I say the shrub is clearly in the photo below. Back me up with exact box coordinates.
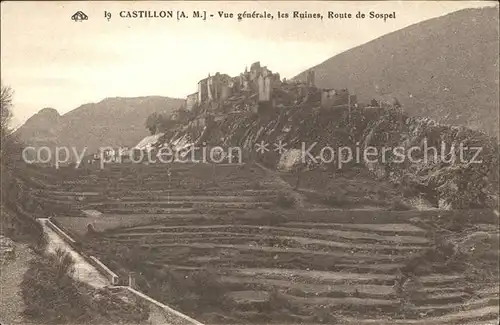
[249,180,263,189]
[190,268,228,307]
[22,253,90,323]
[320,193,351,208]
[21,249,149,324]
[275,193,295,208]
[267,288,292,312]
[53,248,75,278]
[389,199,412,211]
[265,236,294,248]
[313,305,339,324]
[28,228,48,254]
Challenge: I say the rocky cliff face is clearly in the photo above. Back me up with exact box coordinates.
[16,107,61,146]
[159,101,498,210]
[151,6,500,210]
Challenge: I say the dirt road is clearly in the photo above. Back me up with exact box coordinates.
[38,218,108,288]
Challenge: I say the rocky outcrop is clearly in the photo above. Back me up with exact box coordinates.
[360,109,499,209]
[15,107,61,147]
[159,103,498,210]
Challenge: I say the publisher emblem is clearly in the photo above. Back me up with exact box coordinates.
[71,11,88,22]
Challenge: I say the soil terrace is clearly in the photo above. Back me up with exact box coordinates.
[22,162,499,324]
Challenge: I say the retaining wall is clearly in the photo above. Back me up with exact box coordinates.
[89,256,119,285]
[46,219,76,245]
[45,218,119,285]
[44,218,205,324]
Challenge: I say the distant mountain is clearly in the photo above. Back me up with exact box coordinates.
[295,7,499,137]
[15,96,183,158]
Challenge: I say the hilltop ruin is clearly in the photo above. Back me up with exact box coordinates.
[183,62,360,118]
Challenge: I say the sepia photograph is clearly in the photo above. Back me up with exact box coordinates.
[1,1,499,325]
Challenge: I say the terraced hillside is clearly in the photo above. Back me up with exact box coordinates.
[22,162,499,324]
[27,162,290,236]
[85,209,498,324]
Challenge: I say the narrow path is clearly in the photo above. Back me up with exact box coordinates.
[38,220,205,325]
[0,240,32,325]
[38,218,108,288]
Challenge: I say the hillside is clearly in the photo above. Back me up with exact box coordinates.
[160,104,498,210]
[22,157,500,324]
[294,7,499,137]
[15,96,183,158]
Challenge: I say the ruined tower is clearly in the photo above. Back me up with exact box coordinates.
[306,70,315,87]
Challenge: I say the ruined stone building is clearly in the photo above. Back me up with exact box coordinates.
[197,73,233,104]
[237,62,282,97]
[198,77,209,103]
[258,74,272,102]
[219,75,234,101]
[238,73,251,92]
[212,73,232,101]
[186,92,198,111]
[306,70,315,87]
[189,62,287,116]
[238,63,261,92]
[189,62,361,117]
[249,61,262,82]
[320,88,353,108]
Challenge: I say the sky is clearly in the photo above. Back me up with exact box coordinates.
[1,1,496,127]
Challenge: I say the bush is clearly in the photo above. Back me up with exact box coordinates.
[249,180,263,189]
[190,268,228,307]
[21,249,149,324]
[265,236,294,248]
[31,230,48,253]
[267,288,292,312]
[53,248,75,278]
[275,193,295,208]
[139,267,234,313]
[313,305,339,324]
[21,252,90,323]
[320,193,351,208]
[389,199,412,211]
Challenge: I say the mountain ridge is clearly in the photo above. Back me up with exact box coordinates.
[14,96,183,157]
[294,6,499,137]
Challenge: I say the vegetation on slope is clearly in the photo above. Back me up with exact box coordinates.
[2,83,150,324]
[1,82,46,247]
[22,248,149,324]
[166,102,498,210]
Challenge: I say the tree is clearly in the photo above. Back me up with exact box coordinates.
[1,82,13,138]
[1,82,21,166]
[145,112,178,135]
[145,112,159,134]
[173,105,190,124]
